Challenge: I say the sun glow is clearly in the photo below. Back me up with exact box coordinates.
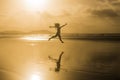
[24,0,50,12]
[29,71,43,80]
[31,74,41,80]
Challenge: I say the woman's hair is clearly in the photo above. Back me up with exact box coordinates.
[55,23,60,27]
[55,68,59,72]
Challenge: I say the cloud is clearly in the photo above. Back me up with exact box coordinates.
[0,0,120,33]
[81,0,120,18]
[98,0,120,7]
[109,0,120,5]
[90,8,119,17]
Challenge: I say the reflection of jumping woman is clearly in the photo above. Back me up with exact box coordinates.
[48,23,67,43]
[48,52,64,72]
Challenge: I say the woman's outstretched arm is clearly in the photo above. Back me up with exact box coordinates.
[60,23,67,28]
[49,26,55,28]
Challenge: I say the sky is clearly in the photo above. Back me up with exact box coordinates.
[0,0,120,33]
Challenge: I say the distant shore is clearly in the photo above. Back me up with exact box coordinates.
[0,33,120,41]
[62,33,120,40]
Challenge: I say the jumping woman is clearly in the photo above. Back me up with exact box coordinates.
[48,23,67,43]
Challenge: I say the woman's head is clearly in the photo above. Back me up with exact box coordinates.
[55,68,60,72]
[55,23,60,27]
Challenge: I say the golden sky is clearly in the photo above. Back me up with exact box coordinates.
[0,0,120,33]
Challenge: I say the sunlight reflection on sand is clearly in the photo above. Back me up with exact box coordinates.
[21,35,49,41]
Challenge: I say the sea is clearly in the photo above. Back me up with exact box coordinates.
[0,35,120,80]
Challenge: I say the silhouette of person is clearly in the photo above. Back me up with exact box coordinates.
[48,52,64,72]
[48,23,67,43]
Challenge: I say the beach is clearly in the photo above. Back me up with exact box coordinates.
[0,37,120,80]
